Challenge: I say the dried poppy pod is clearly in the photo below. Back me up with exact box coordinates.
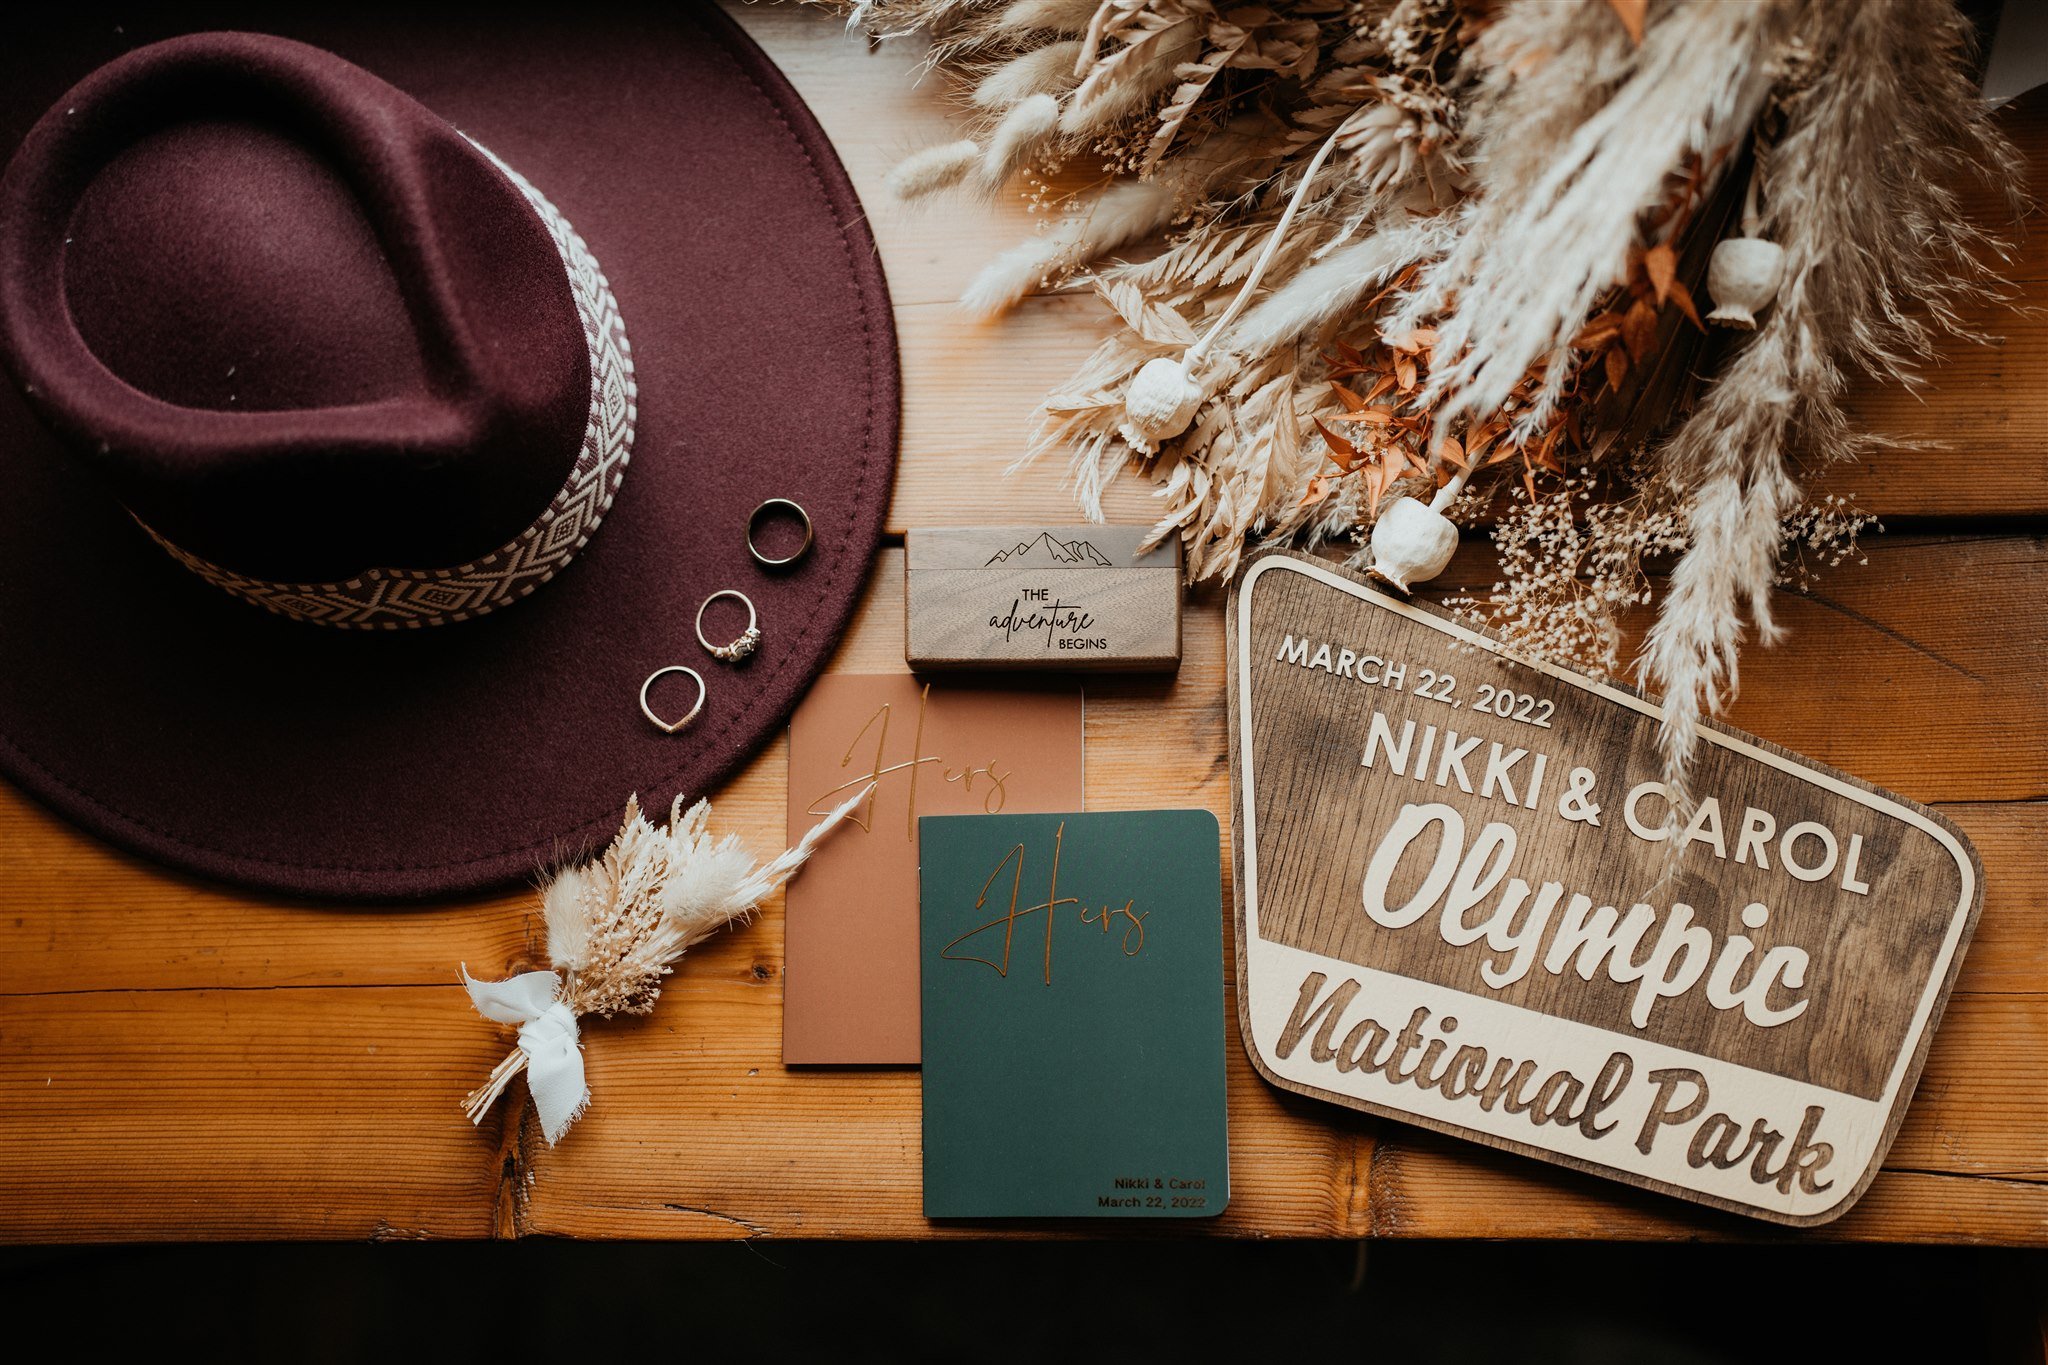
[1706,236,1786,329]
[1119,354,1207,454]
[1117,127,1349,457]
[1369,475,1465,592]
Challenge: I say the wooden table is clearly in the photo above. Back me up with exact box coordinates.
[4,6,2044,1244]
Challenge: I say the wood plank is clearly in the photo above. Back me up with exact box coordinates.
[10,535,2022,996]
[515,539,2048,1242]
[735,6,2048,530]
[0,986,503,1242]
[1891,993,2048,1176]
[1939,803,2048,1000]
[1832,88,2048,519]
[516,984,1370,1240]
[3,540,2039,1244]
[514,973,2048,1241]
[0,4,2041,1244]
[1684,536,2048,802]
[0,796,532,994]
[734,6,1051,311]
[1356,1133,2048,1244]
[893,296,1156,529]
[1,546,2039,1241]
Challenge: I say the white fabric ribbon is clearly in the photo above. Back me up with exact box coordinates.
[461,967,590,1145]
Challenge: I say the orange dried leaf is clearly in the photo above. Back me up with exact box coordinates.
[1333,407,1395,427]
[1395,354,1418,392]
[1603,344,1630,391]
[1606,0,1646,44]
[1436,434,1467,471]
[1643,243,1677,305]
[1364,265,1421,313]
[1314,419,1362,471]
[1668,276,1705,331]
[1572,312,1624,349]
[1621,298,1658,362]
[1363,455,1406,517]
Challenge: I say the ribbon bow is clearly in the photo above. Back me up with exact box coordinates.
[461,967,589,1145]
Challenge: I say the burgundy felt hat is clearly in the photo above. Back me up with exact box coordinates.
[0,7,898,897]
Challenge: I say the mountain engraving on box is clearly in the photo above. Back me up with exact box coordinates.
[983,532,1115,568]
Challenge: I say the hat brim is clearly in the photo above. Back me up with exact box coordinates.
[0,5,899,898]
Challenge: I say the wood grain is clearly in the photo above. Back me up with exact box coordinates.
[1227,549,1980,1224]
[3,538,2043,1243]
[905,525,1182,670]
[509,538,2043,1242]
[1436,535,2048,805]
[0,4,2043,1244]
[1352,1132,2048,1244]
[0,987,504,1242]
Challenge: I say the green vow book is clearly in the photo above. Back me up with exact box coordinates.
[918,809,1230,1219]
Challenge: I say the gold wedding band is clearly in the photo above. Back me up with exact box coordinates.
[747,498,813,568]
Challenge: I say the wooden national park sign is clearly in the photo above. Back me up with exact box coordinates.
[1226,550,1983,1225]
[905,525,1181,671]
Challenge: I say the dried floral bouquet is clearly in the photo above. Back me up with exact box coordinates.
[831,0,2022,798]
[461,787,868,1144]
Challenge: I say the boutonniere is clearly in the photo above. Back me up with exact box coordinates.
[460,785,870,1143]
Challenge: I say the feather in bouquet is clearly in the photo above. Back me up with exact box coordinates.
[828,0,2022,802]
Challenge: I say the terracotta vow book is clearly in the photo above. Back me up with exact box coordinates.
[784,675,1084,1063]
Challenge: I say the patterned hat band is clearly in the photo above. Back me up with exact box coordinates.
[139,144,637,630]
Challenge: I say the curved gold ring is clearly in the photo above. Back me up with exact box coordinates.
[639,665,706,734]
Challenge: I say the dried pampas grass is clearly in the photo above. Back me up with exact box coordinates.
[1638,0,2023,800]
[886,138,982,198]
[973,42,1085,106]
[980,92,1061,188]
[961,176,1178,316]
[1396,0,1788,437]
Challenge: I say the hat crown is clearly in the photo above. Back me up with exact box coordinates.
[68,116,432,417]
[0,32,592,584]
